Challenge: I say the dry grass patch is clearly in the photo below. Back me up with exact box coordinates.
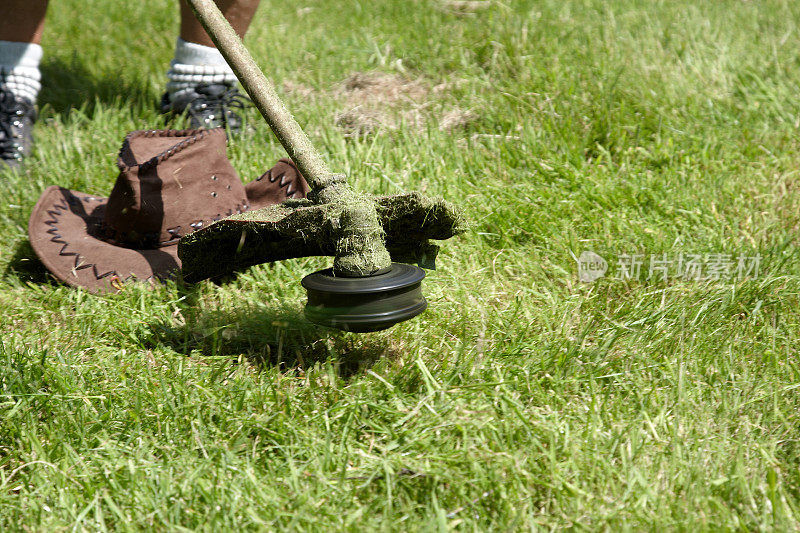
[335,72,431,105]
[283,72,477,136]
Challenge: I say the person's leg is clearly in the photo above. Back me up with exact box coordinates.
[0,0,47,167]
[179,0,261,46]
[0,0,48,44]
[163,0,261,131]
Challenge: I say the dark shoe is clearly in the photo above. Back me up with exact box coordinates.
[0,88,36,168]
[160,83,249,133]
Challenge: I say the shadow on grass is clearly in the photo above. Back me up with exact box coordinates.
[149,287,394,378]
[3,240,55,286]
[38,55,155,116]
[4,243,396,379]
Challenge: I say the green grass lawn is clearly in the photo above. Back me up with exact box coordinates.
[2,0,800,529]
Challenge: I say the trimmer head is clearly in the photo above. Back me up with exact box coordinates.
[302,263,427,332]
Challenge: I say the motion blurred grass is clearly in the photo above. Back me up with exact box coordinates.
[2,0,800,529]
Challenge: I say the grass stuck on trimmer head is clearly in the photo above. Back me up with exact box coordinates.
[178,192,465,330]
[178,192,465,282]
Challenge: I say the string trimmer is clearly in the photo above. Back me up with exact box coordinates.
[179,0,464,332]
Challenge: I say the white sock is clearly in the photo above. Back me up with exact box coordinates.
[166,38,236,100]
[0,40,42,103]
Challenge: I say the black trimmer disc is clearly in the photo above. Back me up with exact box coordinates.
[302,263,427,332]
